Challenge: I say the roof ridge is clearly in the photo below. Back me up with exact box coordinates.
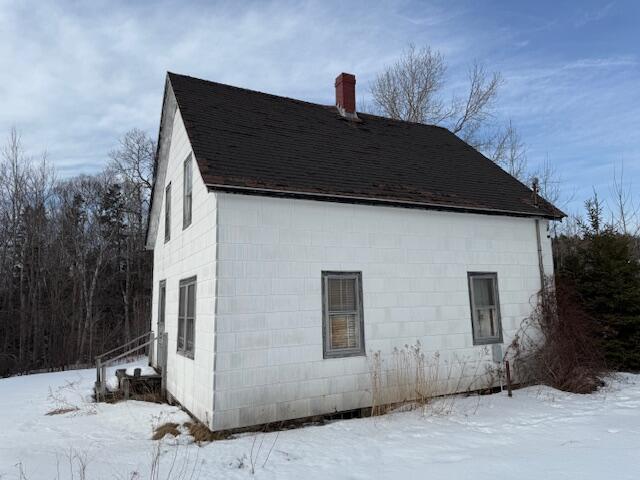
[168,71,336,110]
[167,71,447,131]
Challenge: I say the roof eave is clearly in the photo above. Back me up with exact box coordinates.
[205,183,565,220]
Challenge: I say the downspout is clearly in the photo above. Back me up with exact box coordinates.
[532,177,546,291]
[535,218,545,290]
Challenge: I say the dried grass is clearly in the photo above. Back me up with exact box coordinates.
[152,422,181,440]
[370,341,493,416]
[184,421,230,443]
[45,407,79,416]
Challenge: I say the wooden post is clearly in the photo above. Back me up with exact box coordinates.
[100,364,107,398]
[95,358,102,401]
[149,337,155,367]
[161,333,168,398]
[123,378,130,400]
[505,360,513,397]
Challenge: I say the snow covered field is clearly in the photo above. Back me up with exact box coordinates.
[1,361,639,479]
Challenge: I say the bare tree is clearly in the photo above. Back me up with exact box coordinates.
[108,128,155,193]
[610,162,639,235]
[531,157,563,207]
[370,44,502,148]
[108,129,155,343]
[371,45,448,124]
[491,120,528,180]
[0,128,154,376]
[449,61,502,145]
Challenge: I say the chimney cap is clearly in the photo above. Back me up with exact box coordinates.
[335,72,356,85]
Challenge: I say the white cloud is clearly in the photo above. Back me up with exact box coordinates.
[0,0,469,173]
[0,0,638,215]
[575,2,615,27]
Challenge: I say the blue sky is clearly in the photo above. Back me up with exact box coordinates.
[0,0,638,215]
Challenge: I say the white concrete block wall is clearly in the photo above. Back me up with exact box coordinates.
[150,107,217,427]
[212,193,553,430]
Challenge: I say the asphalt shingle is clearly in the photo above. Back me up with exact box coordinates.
[168,72,564,219]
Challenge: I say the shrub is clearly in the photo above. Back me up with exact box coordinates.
[509,278,607,393]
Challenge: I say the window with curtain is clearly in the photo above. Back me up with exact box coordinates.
[183,155,192,229]
[177,276,196,358]
[468,272,502,344]
[164,183,171,242]
[322,271,365,358]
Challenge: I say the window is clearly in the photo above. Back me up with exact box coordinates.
[177,276,196,358]
[322,271,365,358]
[164,184,171,242]
[468,272,502,345]
[183,155,192,229]
[158,280,166,333]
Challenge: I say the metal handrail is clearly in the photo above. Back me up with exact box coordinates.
[101,336,156,368]
[95,331,153,361]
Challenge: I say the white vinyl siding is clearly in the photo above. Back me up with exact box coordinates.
[178,276,196,358]
[322,271,365,358]
[468,272,503,345]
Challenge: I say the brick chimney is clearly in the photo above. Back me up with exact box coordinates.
[335,73,358,120]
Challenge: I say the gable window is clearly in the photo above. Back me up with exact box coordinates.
[177,276,196,358]
[322,271,365,358]
[183,154,193,229]
[468,272,502,345]
[164,184,171,242]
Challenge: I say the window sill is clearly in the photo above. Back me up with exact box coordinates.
[472,337,503,346]
[177,349,194,360]
[323,350,366,360]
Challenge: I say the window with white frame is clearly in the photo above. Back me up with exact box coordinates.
[164,183,171,242]
[183,155,192,229]
[468,272,503,344]
[322,271,365,358]
[177,276,196,358]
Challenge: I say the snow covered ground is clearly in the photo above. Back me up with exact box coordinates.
[1,360,639,479]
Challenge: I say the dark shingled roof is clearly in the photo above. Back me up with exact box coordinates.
[167,72,564,219]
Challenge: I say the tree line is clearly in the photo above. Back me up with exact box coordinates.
[0,128,154,376]
[1,44,637,378]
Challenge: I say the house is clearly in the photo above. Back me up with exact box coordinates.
[145,71,564,431]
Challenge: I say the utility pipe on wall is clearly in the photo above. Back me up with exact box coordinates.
[535,218,545,290]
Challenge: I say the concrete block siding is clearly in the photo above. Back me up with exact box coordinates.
[150,108,217,426]
[212,193,553,430]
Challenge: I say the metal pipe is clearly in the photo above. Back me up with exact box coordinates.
[535,219,545,290]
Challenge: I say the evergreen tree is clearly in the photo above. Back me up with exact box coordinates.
[560,195,640,369]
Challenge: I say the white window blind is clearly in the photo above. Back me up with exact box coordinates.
[322,272,364,358]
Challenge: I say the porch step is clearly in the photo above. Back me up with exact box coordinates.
[95,366,163,403]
